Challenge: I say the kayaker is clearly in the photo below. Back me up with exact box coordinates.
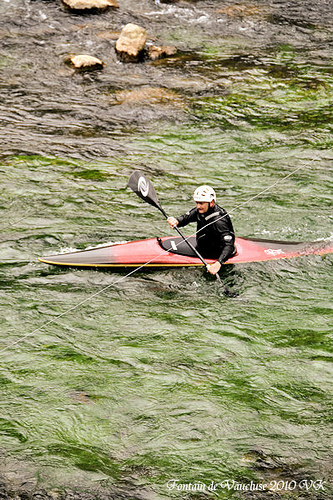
[167,185,236,275]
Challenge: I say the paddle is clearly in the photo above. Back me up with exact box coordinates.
[128,171,232,294]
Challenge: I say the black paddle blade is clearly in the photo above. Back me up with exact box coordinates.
[128,171,165,215]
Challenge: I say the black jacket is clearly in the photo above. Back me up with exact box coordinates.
[177,204,236,264]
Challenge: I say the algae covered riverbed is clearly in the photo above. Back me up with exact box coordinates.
[0,0,333,498]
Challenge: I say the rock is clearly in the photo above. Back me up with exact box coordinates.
[115,24,147,63]
[66,54,104,71]
[111,87,185,109]
[97,31,121,40]
[216,5,260,18]
[62,0,119,13]
[147,45,177,61]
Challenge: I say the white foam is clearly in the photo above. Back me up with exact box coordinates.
[148,2,210,24]
[57,240,128,254]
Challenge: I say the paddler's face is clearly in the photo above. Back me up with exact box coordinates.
[196,201,210,214]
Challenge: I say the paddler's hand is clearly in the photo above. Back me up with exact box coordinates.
[207,261,221,275]
[167,217,179,229]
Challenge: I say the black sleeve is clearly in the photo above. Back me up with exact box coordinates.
[214,215,235,264]
[176,207,197,228]
[218,237,235,264]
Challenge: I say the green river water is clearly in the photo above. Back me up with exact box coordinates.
[1,0,332,498]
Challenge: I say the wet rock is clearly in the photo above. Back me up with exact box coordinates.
[66,54,104,71]
[216,5,261,18]
[69,390,95,404]
[115,24,147,63]
[97,30,121,40]
[62,0,119,13]
[111,87,185,108]
[147,45,177,61]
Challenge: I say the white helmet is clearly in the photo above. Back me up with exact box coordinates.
[193,185,216,203]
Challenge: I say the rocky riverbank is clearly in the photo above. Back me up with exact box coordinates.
[0,0,332,160]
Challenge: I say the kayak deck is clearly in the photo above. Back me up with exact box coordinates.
[38,236,333,268]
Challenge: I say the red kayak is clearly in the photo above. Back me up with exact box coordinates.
[38,235,333,268]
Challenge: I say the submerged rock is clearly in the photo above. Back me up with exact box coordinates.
[216,4,260,18]
[97,30,121,40]
[62,0,119,12]
[111,87,185,108]
[147,45,177,61]
[115,24,147,63]
[66,54,104,71]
